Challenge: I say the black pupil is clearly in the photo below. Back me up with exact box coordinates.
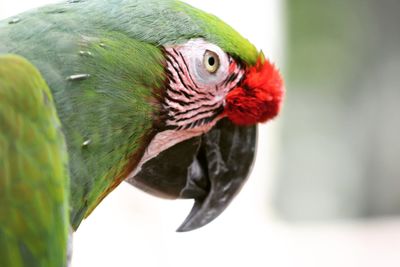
[208,56,215,66]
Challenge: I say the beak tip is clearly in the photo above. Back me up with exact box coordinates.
[175,199,210,232]
[176,217,194,233]
[176,225,191,233]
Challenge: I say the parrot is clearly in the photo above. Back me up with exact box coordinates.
[0,0,284,266]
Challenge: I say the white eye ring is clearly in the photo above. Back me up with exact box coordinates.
[169,39,230,86]
[203,50,220,73]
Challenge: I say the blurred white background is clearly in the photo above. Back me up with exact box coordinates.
[2,1,400,267]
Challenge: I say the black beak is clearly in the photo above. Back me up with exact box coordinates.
[127,118,256,232]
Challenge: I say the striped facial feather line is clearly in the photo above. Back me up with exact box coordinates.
[173,106,222,124]
[165,51,206,96]
[171,106,224,131]
[168,102,221,122]
[163,47,244,130]
[165,57,195,99]
[168,49,203,93]
[173,102,220,117]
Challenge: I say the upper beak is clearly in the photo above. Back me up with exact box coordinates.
[127,118,256,231]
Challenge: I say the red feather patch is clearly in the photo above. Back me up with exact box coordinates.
[225,56,284,125]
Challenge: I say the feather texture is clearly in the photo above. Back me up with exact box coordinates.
[0,55,69,267]
[0,0,261,229]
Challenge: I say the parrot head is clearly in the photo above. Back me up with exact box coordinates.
[161,39,283,130]
[129,1,284,232]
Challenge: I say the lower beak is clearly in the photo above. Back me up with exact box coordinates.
[128,118,256,232]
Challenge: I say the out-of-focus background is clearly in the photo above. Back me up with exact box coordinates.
[2,0,400,266]
[277,0,400,222]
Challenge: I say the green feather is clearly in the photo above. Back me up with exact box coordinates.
[0,55,69,267]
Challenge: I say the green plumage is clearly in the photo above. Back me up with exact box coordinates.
[0,0,262,266]
[0,0,259,230]
[0,55,69,267]
[0,5,261,266]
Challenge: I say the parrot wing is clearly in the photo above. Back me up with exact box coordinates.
[0,55,69,267]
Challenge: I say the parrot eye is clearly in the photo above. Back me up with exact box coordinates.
[166,39,231,87]
[203,50,220,73]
